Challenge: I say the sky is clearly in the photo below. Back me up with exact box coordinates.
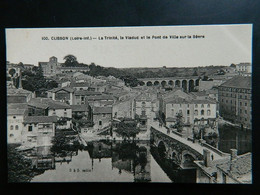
[5,24,252,68]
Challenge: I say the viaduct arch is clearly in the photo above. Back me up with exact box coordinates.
[139,77,200,92]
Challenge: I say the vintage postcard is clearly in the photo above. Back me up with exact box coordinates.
[6,24,252,183]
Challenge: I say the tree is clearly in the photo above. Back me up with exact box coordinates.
[8,145,34,182]
[230,63,236,68]
[175,112,184,133]
[114,121,140,140]
[192,70,198,76]
[9,68,16,77]
[63,54,78,67]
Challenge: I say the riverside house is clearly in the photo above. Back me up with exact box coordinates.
[22,116,58,147]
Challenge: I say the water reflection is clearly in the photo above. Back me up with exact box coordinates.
[17,123,251,183]
[216,124,251,155]
[24,140,173,182]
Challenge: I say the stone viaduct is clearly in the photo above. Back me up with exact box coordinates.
[138,76,200,92]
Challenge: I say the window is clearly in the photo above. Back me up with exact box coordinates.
[231,100,232,104]
[142,110,146,116]
[195,110,198,116]
[28,126,33,131]
[180,104,182,107]
[245,110,247,114]
[207,110,211,116]
[240,102,242,106]
[245,102,247,106]
[187,104,189,108]
[201,110,204,115]
[171,109,174,116]
[245,95,247,99]
[10,125,14,130]
[64,108,67,111]
[179,110,182,114]
[99,121,102,126]
[9,134,14,137]
[64,112,67,117]
[201,104,204,108]
[102,114,106,117]
[187,110,190,115]
[15,125,19,130]
[195,104,198,108]
[207,104,210,108]
[13,116,16,119]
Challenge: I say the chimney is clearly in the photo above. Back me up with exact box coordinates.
[203,149,212,167]
[230,149,237,160]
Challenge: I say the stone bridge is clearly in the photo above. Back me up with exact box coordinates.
[151,127,203,169]
[138,76,200,92]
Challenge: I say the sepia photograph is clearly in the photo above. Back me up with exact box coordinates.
[6,24,252,183]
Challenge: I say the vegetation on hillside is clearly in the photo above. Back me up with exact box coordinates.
[21,66,58,95]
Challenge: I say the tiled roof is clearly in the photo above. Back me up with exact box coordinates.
[217,153,252,180]
[38,62,48,66]
[70,82,89,87]
[86,95,114,101]
[220,76,251,89]
[135,93,152,101]
[24,116,58,123]
[8,109,27,115]
[192,99,216,104]
[190,91,207,97]
[165,96,216,104]
[48,87,75,93]
[8,103,28,110]
[71,104,89,112]
[29,98,71,109]
[7,88,32,95]
[93,107,112,114]
[75,90,102,96]
[165,97,189,104]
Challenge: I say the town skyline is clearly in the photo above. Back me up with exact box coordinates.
[6,24,252,68]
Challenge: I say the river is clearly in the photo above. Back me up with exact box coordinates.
[24,123,251,183]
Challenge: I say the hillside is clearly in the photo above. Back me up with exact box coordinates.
[119,65,227,78]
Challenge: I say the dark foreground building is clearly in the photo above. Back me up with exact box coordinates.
[218,76,251,129]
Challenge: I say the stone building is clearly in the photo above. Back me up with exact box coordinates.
[92,107,112,130]
[85,94,115,107]
[47,87,75,105]
[7,109,27,144]
[194,148,252,184]
[7,86,34,104]
[218,76,252,129]
[29,98,72,129]
[22,116,58,147]
[164,97,217,128]
[235,63,251,76]
[74,90,102,105]
[112,97,135,119]
[216,150,252,184]
[39,56,60,77]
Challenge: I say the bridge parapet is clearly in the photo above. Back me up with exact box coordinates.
[151,125,228,169]
[151,127,203,167]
